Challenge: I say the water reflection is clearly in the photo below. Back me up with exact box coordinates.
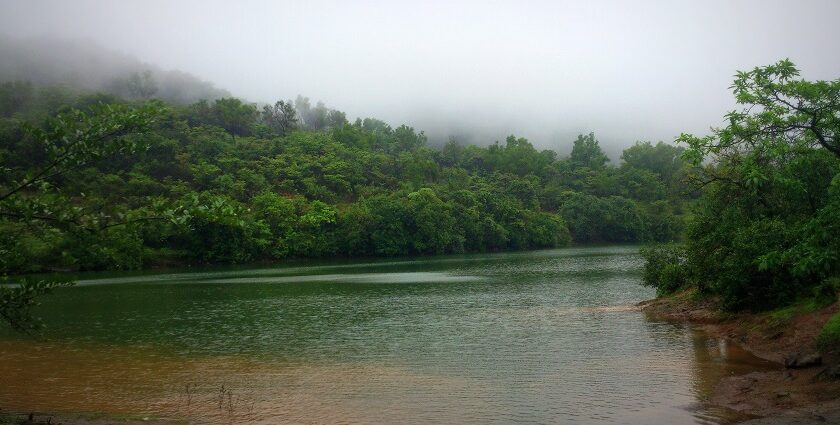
[687,326,778,424]
[0,246,777,424]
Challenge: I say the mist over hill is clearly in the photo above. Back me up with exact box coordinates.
[0,36,229,104]
[0,35,597,157]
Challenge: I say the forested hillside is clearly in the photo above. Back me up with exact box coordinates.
[0,82,690,274]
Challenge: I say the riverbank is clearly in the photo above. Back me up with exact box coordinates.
[640,290,840,423]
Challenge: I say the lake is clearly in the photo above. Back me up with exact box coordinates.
[0,246,776,424]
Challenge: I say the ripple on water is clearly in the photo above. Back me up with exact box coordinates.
[0,246,775,424]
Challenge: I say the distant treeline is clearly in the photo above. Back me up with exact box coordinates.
[0,81,692,274]
[0,36,229,105]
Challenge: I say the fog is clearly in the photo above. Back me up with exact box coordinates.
[1,0,839,156]
[0,37,229,104]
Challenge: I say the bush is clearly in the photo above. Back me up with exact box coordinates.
[640,243,688,296]
[813,277,840,309]
[68,226,146,270]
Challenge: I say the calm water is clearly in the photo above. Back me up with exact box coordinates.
[0,246,776,424]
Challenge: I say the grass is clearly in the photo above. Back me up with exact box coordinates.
[767,296,831,323]
[750,294,837,336]
[817,312,840,349]
[768,305,798,324]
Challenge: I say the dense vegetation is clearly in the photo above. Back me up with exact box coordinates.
[642,60,840,312]
[0,77,693,329]
[0,82,690,277]
[4,59,836,329]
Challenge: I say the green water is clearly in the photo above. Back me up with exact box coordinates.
[0,246,775,424]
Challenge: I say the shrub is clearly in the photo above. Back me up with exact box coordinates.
[640,243,688,296]
[813,277,840,309]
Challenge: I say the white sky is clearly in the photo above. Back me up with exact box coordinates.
[1,0,839,154]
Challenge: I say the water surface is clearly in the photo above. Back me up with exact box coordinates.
[0,246,776,424]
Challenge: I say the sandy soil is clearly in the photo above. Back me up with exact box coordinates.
[640,291,840,424]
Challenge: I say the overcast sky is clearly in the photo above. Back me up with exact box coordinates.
[1,0,839,154]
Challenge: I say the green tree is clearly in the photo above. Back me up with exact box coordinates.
[0,81,34,117]
[212,97,257,139]
[175,193,270,263]
[327,109,348,128]
[569,133,609,169]
[126,70,158,99]
[0,100,166,331]
[659,60,840,310]
[262,100,299,136]
[405,188,458,254]
[621,141,685,181]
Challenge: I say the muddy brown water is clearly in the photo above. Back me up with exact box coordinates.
[0,246,778,424]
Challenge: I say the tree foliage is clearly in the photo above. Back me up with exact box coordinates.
[0,98,167,330]
[570,133,609,169]
[645,60,840,310]
[261,100,298,136]
[0,82,697,329]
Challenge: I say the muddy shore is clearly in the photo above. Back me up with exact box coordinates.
[640,291,840,424]
[0,412,176,425]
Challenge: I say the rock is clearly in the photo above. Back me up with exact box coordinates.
[811,365,840,382]
[784,352,822,369]
[767,330,784,340]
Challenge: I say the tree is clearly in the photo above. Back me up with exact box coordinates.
[212,97,257,140]
[658,60,840,310]
[0,278,72,333]
[2,82,698,323]
[0,101,166,207]
[0,81,34,117]
[486,135,552,176]
[557,192,645,243]
[176,192,270,263]
[360,195,411,256]
[294,96,329,131]
[326,109,348,128]
[405,188,457,254]
[295,96,348,131]
[0,100,167,331]
[617,167,666,201]
[569,133,609,169]
[294,95,313,128]
[681,59,839,164]
[262,100,299,136]
[621,141,685,181]
[126,70,158,99]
